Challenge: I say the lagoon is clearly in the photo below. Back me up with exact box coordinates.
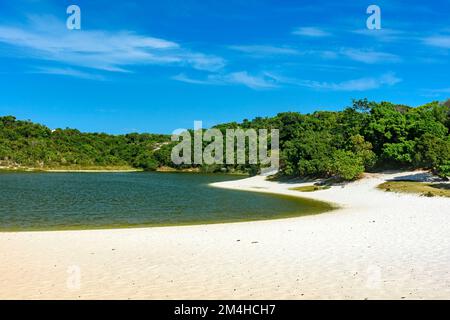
[0,172,332,231]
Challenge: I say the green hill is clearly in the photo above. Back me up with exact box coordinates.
[1,99,449,179]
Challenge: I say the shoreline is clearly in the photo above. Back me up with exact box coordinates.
[0,166,250,175]
[210,175,343,208]
[1,171,449,299]
[0,166,142,173]
[43,169,142,173]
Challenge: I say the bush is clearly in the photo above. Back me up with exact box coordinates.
[437,161,450,179]
[133,153,159,171]
[331,150,364,181]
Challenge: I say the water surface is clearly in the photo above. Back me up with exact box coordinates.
[0,172,332,231]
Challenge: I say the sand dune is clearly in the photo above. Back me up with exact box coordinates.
[1,171,449,299]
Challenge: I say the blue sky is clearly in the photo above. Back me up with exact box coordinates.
[0,0,449,134]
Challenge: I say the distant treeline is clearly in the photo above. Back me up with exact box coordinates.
[0,116,170,171]
[1,98,449,180]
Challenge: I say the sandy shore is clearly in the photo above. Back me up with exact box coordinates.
[1,171,449,299]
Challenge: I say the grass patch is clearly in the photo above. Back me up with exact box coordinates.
[378,181,450,198]
[290,185,331,192]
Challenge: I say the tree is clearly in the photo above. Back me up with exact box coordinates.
[349,134,377,169]
[0,115,169,169]
[382,140,416,165]
[414,134,450,169]
[351,98,374,113]
[133,153,159,171]
[331,150,365,181]
[1,98,449,180]
[437,161,450,179]
[443,99,450,108]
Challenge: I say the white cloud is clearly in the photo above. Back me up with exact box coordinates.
[173,71,401,92]
[298,73,401,91]
[30,67,105,80]
[423,35,450,48]
[228,45,300,56]
[421,87,450,98]
[173,71,278,89]
[0,15,225,74]
[292,27,331,37]
[354,28,450,51]
[352,29,405,42]
[172,73,211,85]
[340,48,401,64]
[294,48,400,64]
[261,46,400,65]
[423,87,450,95]
[220,71,277,89]
[318,50,339,59]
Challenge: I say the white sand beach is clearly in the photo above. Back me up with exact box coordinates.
[1,171,449,299]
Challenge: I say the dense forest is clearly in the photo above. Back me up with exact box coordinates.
[1,99,449,180]
[0,116,169,171]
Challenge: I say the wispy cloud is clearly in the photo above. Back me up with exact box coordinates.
[0,15,225,76]
[297,73,402,91]
[173,71,277,89]
[29,66,105,80]
[221,71,277,89]
[298,48,400,64]
[172,73,211,85]
[423,35,450,48]
[292,27,331,37]
[340,48,401,64]
[266,72,401,91]
[228,45,300,56]
[422,87,450,97]
[435,87,450,93]
[228,45,400,65]
[174,71,401,92]
[352,28,406,42]
[353,28,450,51]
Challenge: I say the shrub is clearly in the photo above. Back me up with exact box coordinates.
[331,150,365,181]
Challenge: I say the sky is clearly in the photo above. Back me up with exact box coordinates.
[0,0,449,134]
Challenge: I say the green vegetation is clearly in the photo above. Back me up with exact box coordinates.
[1,98,449,178]
[276,99,450,180]
[290,185,331,192]
[0,115,169,171]
[378,181,450,198]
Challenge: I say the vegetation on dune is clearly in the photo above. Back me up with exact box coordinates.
[289,185,331,192]
[378,181,450,198]
[0,98,449,179]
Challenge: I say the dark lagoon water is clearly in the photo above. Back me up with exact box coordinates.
[0,172,333,231]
